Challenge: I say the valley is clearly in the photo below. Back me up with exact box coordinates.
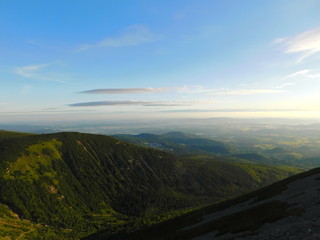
[0,129,306,239]
[108,167,320,240]
[2,1,320,239]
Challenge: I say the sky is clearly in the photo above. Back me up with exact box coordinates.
[1,0,320,123]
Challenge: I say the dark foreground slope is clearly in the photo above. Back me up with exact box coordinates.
[103,167,320,240]
[0,131,299,239]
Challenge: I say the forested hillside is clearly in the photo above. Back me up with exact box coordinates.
[107,167,320,240]
[0,131,300,239]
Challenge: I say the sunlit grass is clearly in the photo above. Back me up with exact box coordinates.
[3,139,62,181]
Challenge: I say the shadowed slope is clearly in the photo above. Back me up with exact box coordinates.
[103,167,320,240]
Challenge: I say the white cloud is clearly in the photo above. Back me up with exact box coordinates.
[175,86,283,96]
[282,69,320,79]
[309,73,320,78]
[276,82,295,89]
[208,89,283,95]
[273,38,287,43]
[14,63,69,83]
[282,69,311,79]
[161,108,301,113]
[176,85,212,94]
[15,63,50,78]
[76,25,161,52]
[275,27,320,62]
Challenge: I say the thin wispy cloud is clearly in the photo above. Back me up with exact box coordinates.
[161,108,301,113]
[274,26,320,62]
[69,101,146,107]
[79,88,168,94]
[76,25,161,52]
[79,86,219,95]
[208,89,283,96]
[282,69,320,79]
[15,63,69,83]
[69,100,190,107]
[15,63,50,78]
[78,86,285,97]
[276,82,295,89]
[144,103,190,107]
[282,69,311,79]
[174,86,280,96]
[176,85,212,94]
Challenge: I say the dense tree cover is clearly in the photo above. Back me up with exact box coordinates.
[95,167,320,240]
[114,131,320,169]
[113,131,230,155]
[0,131,300,239]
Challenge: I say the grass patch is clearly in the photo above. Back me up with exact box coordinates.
[3,139,62,181]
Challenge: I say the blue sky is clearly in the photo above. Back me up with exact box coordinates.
[1,0,320,123]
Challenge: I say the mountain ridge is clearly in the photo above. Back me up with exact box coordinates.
[113,131,230,155]
[0,130,302,239]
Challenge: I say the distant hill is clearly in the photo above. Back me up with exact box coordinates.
[102,168,320,240]
[113,131,230,155]
[231,152,271,162]
[0,131,300,239]
[0,130,34,140]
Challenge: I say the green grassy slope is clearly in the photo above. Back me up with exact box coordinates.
[0,131,301,239]
[0,203,72,240]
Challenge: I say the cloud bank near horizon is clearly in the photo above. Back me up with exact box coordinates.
[79,88,168,94]
[69,100,190,107]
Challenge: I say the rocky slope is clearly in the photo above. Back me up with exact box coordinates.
[109,167,320,240]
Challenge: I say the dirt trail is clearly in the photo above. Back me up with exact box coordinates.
[0,219,35,240]
[16,228,35,240]
[0,220,27,229]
